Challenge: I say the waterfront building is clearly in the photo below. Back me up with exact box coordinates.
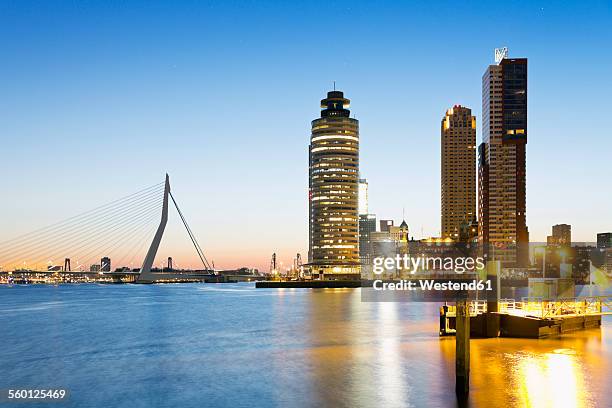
[478,49,529,267]
[544,245,573,279]
[548,224,572,246]
[101,257,111,272]
[308,90,360,280]
[368,219,411,278]
[390,220,409,242]
[573,246,594,284]
[358,179,369,215]
[459,218,479,244]
[606,248,612,274]
[597,232,612,249]
[441,105,476,240]
[379,219,393,233]
[359,214,377,266]
[370,230,396,276]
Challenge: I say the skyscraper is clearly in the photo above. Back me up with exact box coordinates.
[308,90,360,280]
[441,105,476,240]
[478,49,529,267]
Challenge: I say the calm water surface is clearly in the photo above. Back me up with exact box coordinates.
[1,283,610,408]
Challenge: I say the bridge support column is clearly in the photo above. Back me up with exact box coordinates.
[137,174,170,283]
[456,299,470,395]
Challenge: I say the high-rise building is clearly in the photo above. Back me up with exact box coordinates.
[478,49,529,267]
[308,90,360,280]
[359,214,377,265]
[441,105,476,240]
[597,232,612,249]
[101,257,111,272]
[358,179,369,215]
[547,224,571,246]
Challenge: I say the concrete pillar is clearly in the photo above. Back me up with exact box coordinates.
[456,300,470,395]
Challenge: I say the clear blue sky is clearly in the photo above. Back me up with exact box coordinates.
[1,1,611,270]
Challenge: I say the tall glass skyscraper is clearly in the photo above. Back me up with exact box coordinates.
[308,91,360,280]
[479,52,529,267]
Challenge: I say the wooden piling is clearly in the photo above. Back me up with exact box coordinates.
[456,299,470,395]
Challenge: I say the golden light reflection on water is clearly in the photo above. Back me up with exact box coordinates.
[445,327,606,408]
[266,289,609,407]
[517,350,582,408]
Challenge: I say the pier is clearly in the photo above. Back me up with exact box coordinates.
[440,296,610,338]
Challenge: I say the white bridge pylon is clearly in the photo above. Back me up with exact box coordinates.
[137,174,170,282]
[137,174,213,283]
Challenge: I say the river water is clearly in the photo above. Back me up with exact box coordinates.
[0,283,610,407]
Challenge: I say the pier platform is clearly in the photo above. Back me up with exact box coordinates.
[440,297,609,338]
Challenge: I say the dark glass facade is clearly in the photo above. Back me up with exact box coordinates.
[501,58,528,144]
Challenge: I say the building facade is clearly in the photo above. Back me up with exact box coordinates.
[358,179,369,215]
[573,246,594,284]
[548,224,571,246]
[597,232,612,249]
[308,90,360,280]
[605,248,612,274]
[441,105,476,240]
[478,52,529,267]
[379,220,393,233]
[359,214,377,265]
[101,256,111,272]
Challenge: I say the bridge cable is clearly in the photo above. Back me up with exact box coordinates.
[169,191,213,271]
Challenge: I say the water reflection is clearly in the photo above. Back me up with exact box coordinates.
[374,302,409,408]
[440,328,608,408]
[0,284,610,408]
[517,350,582,407]
[299,290,610,408]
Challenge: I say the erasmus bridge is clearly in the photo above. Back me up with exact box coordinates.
[0,174,215,283]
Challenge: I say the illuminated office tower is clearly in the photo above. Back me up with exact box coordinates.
[478,49,529,267]
[441,105,476,240]
[308,90,360,280]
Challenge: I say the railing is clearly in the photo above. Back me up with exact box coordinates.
[497,296,611,318]
[442,300,487,317]
[444,296,612,319]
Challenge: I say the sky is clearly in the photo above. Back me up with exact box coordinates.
[1,0,611,271]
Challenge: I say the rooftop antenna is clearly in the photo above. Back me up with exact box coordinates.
[402,207,405,221]
[333,80,336,91]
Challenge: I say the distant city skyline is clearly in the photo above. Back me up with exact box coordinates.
[1,1,611,271]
